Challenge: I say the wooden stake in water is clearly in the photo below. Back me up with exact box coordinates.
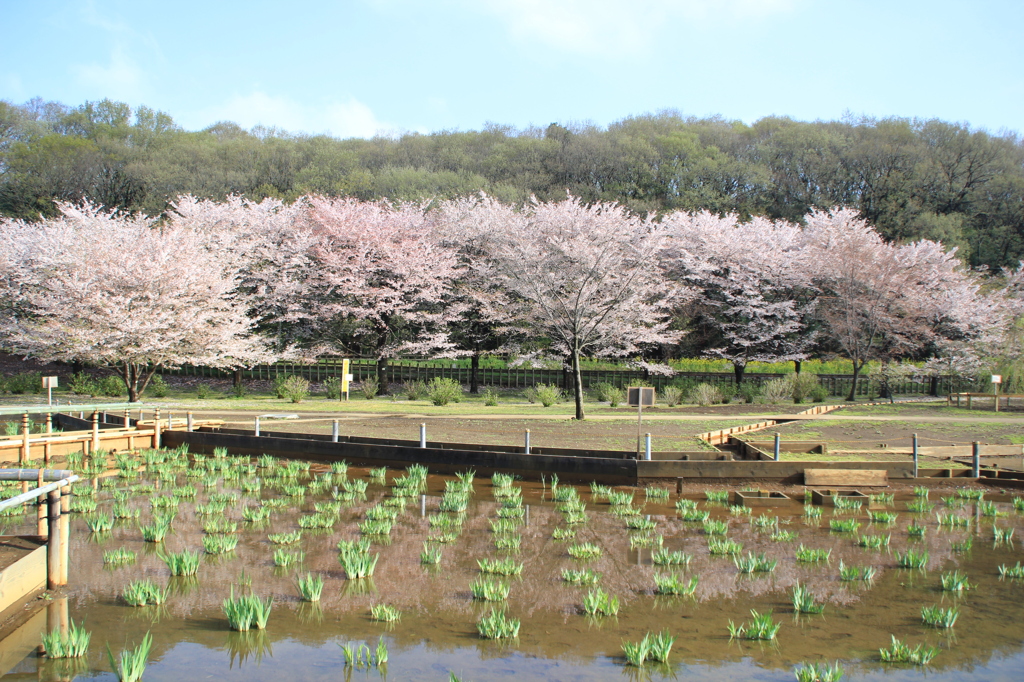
[332,420,339,443]
[419,424,426,449]
[912,433,919,478]
[524,430,531,454]
[254,417,260,437]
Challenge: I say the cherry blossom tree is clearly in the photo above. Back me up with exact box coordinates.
[456,194,685,420]
[0,201,273,401]
[661,211,817,384]
[800,207,993,400]
[297,196,463,391]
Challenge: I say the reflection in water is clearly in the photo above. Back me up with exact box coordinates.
[0,464,1020,681]
[225,629,273,668]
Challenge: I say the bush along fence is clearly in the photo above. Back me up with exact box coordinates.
[160,358,969,396]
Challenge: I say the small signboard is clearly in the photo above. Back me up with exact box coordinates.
[41,376,58,388]
[992,375,1002,384]
[627,387,655,407]
[340,359,351,400]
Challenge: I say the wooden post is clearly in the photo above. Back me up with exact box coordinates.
[912,433,919,479]
[187,412,194,432]
[91,411,100,454]
[59,485,70,584]
[154,409,161,448]
[124,409,131,428]
[47,490,61,589]
[21,413,30,464]
[45,413,52,434]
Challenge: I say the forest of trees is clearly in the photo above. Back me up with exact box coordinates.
[2,97,1023,270]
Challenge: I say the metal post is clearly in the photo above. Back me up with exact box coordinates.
[773,433,781,461]
[124,409,131,428]
[420,494,426,517]
[187,412,194,432]
[419,423,426,449]
[973,441,980,478]
[332,420,339,443]
[36,469,46,536]
[645,433,652,461]
[47,490,61,589]
[524,429,531,454]
[525,504,530,526]
[254,417,261,437]
[912,433,919,478]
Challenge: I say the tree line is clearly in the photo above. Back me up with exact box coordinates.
[2,98,1023,270]
[0,194,1017,419]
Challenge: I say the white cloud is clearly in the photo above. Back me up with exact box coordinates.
[472,0,798,57]
[71,46,145,100]
[196,92,390,139]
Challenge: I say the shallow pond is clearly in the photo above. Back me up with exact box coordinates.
[4,451,1024,681]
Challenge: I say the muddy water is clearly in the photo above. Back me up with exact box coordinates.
[5,463,1024,681]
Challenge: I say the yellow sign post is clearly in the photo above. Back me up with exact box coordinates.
[341,359,351,401]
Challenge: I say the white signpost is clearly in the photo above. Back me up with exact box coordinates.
[627,387,656,459]
[993,375,1003,412]
[41,376,58,406]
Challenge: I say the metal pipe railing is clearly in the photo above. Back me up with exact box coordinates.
[0,475,80,513]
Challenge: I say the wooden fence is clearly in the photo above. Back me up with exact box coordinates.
[162,358,967,396]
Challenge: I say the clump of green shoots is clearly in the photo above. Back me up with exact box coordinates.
[879,635,939,664]
[734,552,777,573]
[626,516,657,532]
[708,538,743,555]
[869,511,898,524]
[838,560,876,581]
[857,534,891,549]
[803,506,823,519]
[794,661,844,682]
[477,557,524,576]
[936,513,970,528]
[940,569,970,592]
[85,513,115,532]
[582,588,620,616]
[552,527,576,540]
[122,580,168,607]
[675,498,698,512]
[913,486,930,498]
[370,603,402,623]
[567,543,602,559]
[896,549,929,569]
[829,518,861,533]
[680,509,711,522]
[562,568,600,585]
[112,502,139,519]
[477,608,520,639]
[268,531,301,545]
[704,490,729,503]
[296,573,324,601]
[339,548,379,579]
[833,497,862,511]
[791,582,825,614]
[908,523,926,537]
[994,526,1015,544]
[471,578,511,602]
[921,604,959,628]
[622,630,675,667]
[162,549,201,576]
[420,543,442,565]
[907,499,935,513]
[772,530,797,542]
[729,505,752,516]
[951,537,973,553]
[42,619,91,658]
[1013,496,1024,512]
[203,534,239,554]
[727,610,780,640]
[956,488,984,500]
[795,545,831,563]
[139,515,174,543]
[752,514,778,529]
[652,549,692,566]
[703,519,729,535]
[654,573,699,596]
[242,506,270,523]
[273,549,304,567]
[106,632,153,682]
[103,548,137,565]
[223,587,273,630]
[998,562,1024,579]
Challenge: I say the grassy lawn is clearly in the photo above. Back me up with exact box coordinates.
[773,418,1024,448]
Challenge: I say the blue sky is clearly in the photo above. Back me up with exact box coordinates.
[1,0,1021,137]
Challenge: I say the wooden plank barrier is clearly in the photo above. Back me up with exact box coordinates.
[805,469,889,487]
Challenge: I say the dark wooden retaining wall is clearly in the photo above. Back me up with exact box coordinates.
[164,429,639,484]
[638,459,917,483]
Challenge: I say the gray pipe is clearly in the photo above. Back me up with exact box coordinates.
[0,469,75,482]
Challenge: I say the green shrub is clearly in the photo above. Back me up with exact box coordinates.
[360,377,379,400]
[195,382,213,399]
[148,375,168,398]
[523,386,538,403]
[719,384,736,404]
[98,375,126,397]
[230,381,248,398]
[403,380,428,400]
[322,377,341,399]
[68,372,99,396]
[791,373,821,404]
[688,383,723,406]
[737,382,760,403]
[534,383,561,407]
[428,377,463,406]
[810,385,829,402]
[272,375,288,398]
[759,378,791,404]
[482,387,499,406]
[662,385,683,406]
[280,375,310,403]
[7,372,41,395]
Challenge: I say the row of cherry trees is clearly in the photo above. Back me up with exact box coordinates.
[0,193,1015,417]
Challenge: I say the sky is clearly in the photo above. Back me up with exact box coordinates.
[1,0,1021,138]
